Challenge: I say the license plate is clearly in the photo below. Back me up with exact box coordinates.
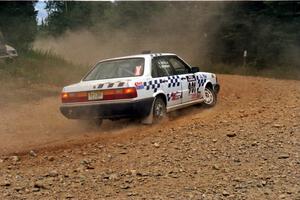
[88,91,103,101]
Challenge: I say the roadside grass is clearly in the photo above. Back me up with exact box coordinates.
[0,50,89,105]
[0,50,87,87]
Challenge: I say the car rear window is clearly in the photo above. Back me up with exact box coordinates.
[83,58,144,81]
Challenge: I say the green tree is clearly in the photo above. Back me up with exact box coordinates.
[210,2,300,68]
[0,1,37,51]
[44,1,164,35]
[44,1,94,35]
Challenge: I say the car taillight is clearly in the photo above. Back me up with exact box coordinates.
[103,87,137,100]
[61,87,137,103]
[61,91,88,103]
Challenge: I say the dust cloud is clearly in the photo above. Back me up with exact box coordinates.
[9,3,225,154]
[34,3,225,67]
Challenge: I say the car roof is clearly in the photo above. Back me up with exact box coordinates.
[99,53,176,63]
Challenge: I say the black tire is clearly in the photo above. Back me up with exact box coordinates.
[153,97,166,123]
[203,87,217,107]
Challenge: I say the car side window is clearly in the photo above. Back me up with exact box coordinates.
[168,56,191,75]
[151,60,159,78]
[152,57,175,78]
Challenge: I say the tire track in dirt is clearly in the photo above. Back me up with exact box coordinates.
[0,74,299,156]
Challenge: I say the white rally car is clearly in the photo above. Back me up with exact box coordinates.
[60,53,220,125]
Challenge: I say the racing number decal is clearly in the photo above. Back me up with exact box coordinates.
[186,75,197,95]
[188,81,196,94]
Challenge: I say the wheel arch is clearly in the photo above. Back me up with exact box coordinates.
[204,81,213,90]
[155,93,167,106]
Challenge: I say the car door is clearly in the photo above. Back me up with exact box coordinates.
[167,56,198,104]
[151,57,181,108]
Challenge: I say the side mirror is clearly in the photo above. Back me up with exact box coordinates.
[191,67,199,73]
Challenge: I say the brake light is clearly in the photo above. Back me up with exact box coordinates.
[62,92,68,99]
[103,87,137,100]
[61,91,88,103]
[61,87,137,103]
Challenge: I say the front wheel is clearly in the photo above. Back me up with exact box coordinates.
[203,87,217,107]
[153,97,166,123]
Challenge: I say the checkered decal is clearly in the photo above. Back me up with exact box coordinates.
[97,84,104,89]
[117,82,125,87]
[144,79,164,92]
[96,82,126,89]
[196,75,207,87]
[168,75,180,88]
[108,83,114,88]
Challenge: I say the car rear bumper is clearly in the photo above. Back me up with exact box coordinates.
[60,97,154,120]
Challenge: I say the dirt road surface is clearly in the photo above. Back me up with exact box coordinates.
[0,75,299,199]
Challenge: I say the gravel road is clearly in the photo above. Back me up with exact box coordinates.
[0,75,299,199]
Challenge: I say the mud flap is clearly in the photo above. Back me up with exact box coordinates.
[141,99,155,125]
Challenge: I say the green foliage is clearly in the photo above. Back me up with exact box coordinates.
[0,1,37,51]
[43,1,94,35]
[210,2,300,68]
[43,1,165,35]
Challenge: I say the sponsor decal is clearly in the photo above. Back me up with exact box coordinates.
[168,91,182,101]
[186,75,196,82]
[135,82,144,89]
[172,92,182,100]
[191,92,202,100]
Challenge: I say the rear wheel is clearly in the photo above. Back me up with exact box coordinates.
[153,97,166,123]
[203,87,217,107]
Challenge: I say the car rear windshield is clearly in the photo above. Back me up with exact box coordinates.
[83,58,145,81]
